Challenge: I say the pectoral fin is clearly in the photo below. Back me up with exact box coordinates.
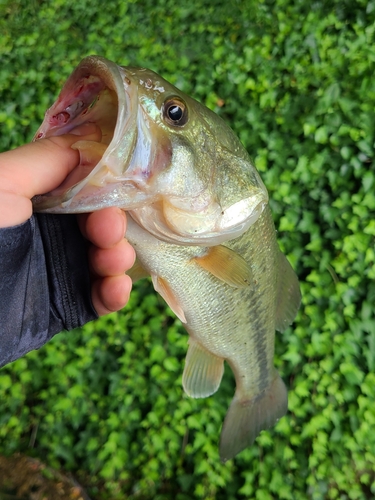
[194,245,252,288]
[152,275,187,323]
[182,338,224,398]
[275,252,301,332]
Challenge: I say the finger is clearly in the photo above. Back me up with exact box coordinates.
[0,123,101,198]
[78,207,127,249]
[92,275,132,316]
[89,239,136,277]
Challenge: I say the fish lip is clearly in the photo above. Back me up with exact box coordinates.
[32,56,139,211]
[32,180,151,213]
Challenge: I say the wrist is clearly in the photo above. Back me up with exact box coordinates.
[0,191,32,228]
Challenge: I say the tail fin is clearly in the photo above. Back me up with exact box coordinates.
[219,374,288,462]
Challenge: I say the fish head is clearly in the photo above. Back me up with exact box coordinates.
[33,56,268,245]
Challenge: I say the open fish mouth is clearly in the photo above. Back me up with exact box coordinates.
[32,56,147,212]
[32,56,269,246]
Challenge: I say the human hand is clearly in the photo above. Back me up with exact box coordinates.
[77,208,135,316]
[0,123,135,315]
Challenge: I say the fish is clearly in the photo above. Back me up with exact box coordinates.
[32,56,301,462]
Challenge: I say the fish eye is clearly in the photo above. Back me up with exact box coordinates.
[163,98,188,127]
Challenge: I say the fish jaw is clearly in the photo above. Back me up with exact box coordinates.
[130,189,268,246]
[32,56,269,245]
[32,57,173,213]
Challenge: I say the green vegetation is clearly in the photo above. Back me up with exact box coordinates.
[1,0,375,498]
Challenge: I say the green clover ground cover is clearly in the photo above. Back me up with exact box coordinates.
[1,0,375,498]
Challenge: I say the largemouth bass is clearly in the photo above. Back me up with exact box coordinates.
[32,56,301,461]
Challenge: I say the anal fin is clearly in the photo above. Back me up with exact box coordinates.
[194,245,252,288]
[182,338,224,398]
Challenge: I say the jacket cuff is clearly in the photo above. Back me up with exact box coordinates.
[36,213,98,331]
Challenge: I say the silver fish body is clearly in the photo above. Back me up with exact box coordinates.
[32,56,301,461]
[126,205,298,461]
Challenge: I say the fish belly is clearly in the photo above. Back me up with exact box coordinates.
[126,207,293,461]
[126,208,279,398]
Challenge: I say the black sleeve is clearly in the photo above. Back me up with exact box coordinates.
[0,214,98,367]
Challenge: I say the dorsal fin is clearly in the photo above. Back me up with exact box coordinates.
[275,252,301,332]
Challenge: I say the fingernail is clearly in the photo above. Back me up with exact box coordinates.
[71,122,98,136]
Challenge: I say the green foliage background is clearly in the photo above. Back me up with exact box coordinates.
[1,0,375,498]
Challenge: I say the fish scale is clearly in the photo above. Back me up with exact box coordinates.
[32,56,301,461]
[126,205,292,460]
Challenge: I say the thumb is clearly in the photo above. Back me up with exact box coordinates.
[0,123,101,199]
